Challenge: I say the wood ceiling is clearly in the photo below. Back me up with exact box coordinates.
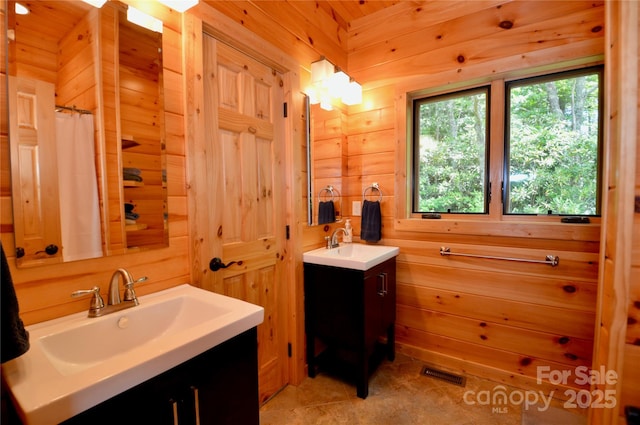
[13,0,399,47]
[311,1,400,30]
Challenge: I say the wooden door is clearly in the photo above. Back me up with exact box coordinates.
[201,34,288,404]
[8,76,62,266]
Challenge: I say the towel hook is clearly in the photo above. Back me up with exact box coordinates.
[362,182,383,202]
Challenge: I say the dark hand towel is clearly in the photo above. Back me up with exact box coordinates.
[318,200,335,224]
[360,200,381,242]
[1,243,30,363]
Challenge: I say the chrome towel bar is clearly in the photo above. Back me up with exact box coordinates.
[439,247,559,267]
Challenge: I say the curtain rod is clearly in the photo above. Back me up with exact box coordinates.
[55,104,93,115]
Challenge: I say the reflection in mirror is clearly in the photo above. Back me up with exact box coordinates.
[118,7,168,252]
[307,102,346,226]
[7,0,168,267]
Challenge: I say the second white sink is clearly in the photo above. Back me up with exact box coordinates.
[303,243,399,270]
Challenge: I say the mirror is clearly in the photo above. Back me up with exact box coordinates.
[306,101,346,226]
[7,0,168,267]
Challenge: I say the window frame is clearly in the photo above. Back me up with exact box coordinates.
[411,85,491,215]
[502,65,604,217]
[396,62,603,239]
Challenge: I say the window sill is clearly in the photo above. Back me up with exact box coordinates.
[395,216,601,242]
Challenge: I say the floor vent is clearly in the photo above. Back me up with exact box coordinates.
[420,365,466,387]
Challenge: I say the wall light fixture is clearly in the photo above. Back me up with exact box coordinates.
[306,57,362,111]
[81,0,108,8]
[127,6,163,33]
[157,0,199,13]
[15,2,29,14]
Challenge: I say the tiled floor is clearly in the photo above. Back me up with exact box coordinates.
[259,354,587,425]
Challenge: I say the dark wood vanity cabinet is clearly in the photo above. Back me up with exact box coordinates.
[304,257,396,399]
[61,328,259,425]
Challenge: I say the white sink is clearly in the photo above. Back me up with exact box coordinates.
[1,284,264,425]
[303,243,399,270]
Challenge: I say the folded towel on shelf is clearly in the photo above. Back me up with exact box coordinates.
[126,212,140,221]
[123,173,143,182]
[123,167,142,176]
[360,200,382,242]
[318,200,335,224]
[1,243,30,363]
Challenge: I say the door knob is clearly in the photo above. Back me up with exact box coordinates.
[35,244,59,256]
[209,257,243,272]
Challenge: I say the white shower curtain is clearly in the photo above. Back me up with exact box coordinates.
[55,112,103,262]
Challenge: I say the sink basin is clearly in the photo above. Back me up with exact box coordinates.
[1,284,263,425]
[303,243,399,270]
[39,294,230,376]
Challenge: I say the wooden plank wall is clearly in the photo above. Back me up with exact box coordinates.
[625,1,640,414]
[344,0,605,396]
[591,2,640,422]
[0,0,190,325]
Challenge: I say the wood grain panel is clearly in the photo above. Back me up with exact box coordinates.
[397,283,596,340]
[348,0,507,50]
[620,345,640,416]
[396,327,591,395]
[350,4,604,82]
[350,1,602,70]
[397,261,597,311]
[200,0,346,71]
[398,304,593,366]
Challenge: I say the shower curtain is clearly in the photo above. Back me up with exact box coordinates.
[55,112,102,262]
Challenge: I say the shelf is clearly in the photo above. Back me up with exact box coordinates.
[125,223,148,232]
[122,135,139,150]
[124,180,144,187]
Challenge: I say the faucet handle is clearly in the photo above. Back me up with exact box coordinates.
[71,286,105,313]
[123,276,147,304]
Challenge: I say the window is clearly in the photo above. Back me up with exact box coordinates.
[505,67,603,215]
[410,66,603,218]
[412,87,489,214]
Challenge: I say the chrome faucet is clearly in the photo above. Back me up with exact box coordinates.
[72,269,147,317]
[109,268,147,306]
[327,227,348,249]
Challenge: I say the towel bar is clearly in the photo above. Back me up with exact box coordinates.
[439,247,559,267]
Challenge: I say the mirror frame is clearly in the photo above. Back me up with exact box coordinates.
[306,100,346,226]
[7,0,169,267]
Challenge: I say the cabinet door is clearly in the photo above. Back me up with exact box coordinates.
[363,269,384,354]
[380,258,396,331]
[304,264,363,349]
[363,258,396,353]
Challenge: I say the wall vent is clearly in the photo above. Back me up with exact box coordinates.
[420,365,466,387]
